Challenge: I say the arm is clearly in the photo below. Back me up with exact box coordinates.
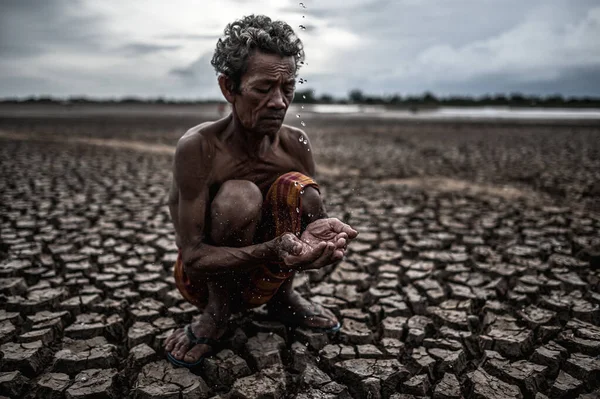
[175,134,280,277]
[177,131,341,275]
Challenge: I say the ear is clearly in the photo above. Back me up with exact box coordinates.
[218,74,235,104]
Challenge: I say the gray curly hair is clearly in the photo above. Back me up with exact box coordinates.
[211,14,305,93]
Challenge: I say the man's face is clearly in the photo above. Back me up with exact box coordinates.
[233,51,296,134]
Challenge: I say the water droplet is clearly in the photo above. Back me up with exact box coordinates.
[299,2,306,8]
[302,95,306,99]
[296,114,300,118]
[294,181,299,186]
[301,121,306,126]
[299,25,306,31]
[302,15,305,18]
[303,139,308,144]
[301,105,304,109]
[300,190,304,195]
[296,207,300,213]
[298,136,303,142]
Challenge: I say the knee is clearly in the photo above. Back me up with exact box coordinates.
[212,180,263,222]
[301,186,323,217]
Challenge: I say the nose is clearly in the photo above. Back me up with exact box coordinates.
[267,88,286,110]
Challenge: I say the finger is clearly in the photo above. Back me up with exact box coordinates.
[292,242,303,255]
[313,241,336,268]
[287,241,326,267]
[280,234,296,253]
[304,241,327,262]
[344,225,359,238]
[332,249,344,261]
[335,232,348,242]
[334,237,347,249]
[329,219,359,238]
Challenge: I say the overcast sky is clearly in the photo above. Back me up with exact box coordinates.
[1,0,599,99]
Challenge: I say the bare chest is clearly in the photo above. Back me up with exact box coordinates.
[211,146,307,195]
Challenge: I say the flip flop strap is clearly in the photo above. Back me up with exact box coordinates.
[184,324,219,347]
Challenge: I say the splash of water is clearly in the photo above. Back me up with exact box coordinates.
[298,2,309,134]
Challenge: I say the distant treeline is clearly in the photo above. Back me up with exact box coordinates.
[2,90,600,108]
[299,90,600,108]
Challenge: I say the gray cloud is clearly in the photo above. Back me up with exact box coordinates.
[0,0,106,59]
[159,34,221,41]
[170,53,215,79]
[119,43,181,55]
[1,0,599,98]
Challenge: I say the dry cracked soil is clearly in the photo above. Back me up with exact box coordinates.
[1,106,600,399]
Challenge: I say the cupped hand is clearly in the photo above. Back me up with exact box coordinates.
[301,218,358,258]
[276,232,339,271]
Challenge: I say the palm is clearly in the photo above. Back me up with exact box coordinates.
[301,221,340,247]
[277,219,358,270]
[300,218,358,249]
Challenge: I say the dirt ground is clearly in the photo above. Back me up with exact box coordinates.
[0,104,599,398]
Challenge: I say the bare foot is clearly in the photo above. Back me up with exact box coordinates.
[268,290,339,330]
[164,311,226,364]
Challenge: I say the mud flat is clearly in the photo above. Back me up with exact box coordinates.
[0,104,599,398]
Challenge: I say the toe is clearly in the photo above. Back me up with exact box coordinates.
[173,341,188,360]
[164,333,179,351]
[315,306,338,328]
[184,344,210,363]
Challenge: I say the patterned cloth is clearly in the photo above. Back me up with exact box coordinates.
[173,171,319,309]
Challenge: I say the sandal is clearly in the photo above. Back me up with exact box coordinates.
[269,303,342,333]
[166,324,220,369]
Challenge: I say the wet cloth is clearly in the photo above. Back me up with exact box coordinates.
[173,171,319,308]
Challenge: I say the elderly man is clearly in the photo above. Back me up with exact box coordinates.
[164,14,358,368]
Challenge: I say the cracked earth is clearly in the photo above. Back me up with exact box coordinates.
[0,106,599,398]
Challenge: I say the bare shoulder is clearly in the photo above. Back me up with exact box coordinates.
[173,121,223,190]
[279,123,312,149]
[279,123,315,175]
[178,121,214,149]
[175,119,225,160]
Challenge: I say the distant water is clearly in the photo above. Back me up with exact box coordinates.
[295,104,600,120]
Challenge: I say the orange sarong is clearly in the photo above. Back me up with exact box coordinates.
[173,171,319,309]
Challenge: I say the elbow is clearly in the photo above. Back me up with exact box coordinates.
[181,244,207,277]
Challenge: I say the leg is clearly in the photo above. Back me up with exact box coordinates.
[165,180,263,362]
[268,185,340,329]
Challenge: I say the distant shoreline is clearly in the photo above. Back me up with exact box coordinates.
[2,91,600,109]
[1,102,599,123]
